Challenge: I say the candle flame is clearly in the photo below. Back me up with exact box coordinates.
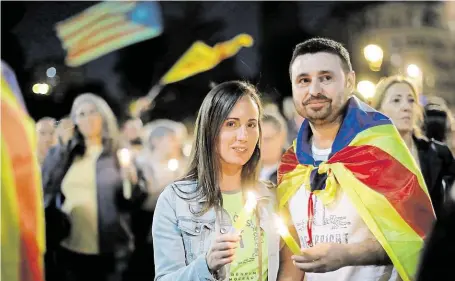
[245,191,257,212]
[168,158,179,171]
[274,215,289,236]
[117,148,131,167]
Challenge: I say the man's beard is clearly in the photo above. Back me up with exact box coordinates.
[299,92,347,125]
[301,93,333,124]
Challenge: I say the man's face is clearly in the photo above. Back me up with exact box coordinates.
[37,120,56,154]
[290,52,355,125]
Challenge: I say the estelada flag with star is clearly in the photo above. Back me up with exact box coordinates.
[55,0,163,67]
[277,96,435,281]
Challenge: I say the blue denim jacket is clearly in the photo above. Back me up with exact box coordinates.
[152,180,281,281]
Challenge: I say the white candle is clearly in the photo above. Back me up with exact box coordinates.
[275,215,301,255]
[232,192,257,233]
[117,148,132,199]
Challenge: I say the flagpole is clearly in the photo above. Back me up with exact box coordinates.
[146,82,164,103]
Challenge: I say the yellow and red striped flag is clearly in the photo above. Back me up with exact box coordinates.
[1,65,46,281]
[160,33,254,85]
[277,97,435,281]
[55,0,163,67]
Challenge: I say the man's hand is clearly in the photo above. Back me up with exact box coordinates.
[292,243,348,273]
[292,240,391,273]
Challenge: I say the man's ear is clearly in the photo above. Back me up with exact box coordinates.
[346,71,356,93]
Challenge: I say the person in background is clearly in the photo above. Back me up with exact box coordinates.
[260,112,288,184]
[371,75,455,218]
[37,117,56,165]
[56,116,74,146]
[416,179,455,281]
[126,119,188,281]
[42,93,147,281]
[423,97,455,148]
[282,96,305,146]
[152,80,300,281]
[121,117,144,155]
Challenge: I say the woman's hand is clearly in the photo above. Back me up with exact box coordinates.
[206,233,240,272]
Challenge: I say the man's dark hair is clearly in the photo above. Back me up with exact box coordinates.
[289,37,353,78]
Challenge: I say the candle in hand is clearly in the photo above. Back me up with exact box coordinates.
[232,191,257,234]
[275,215,301,255]
[117,148,132,199]
[168,158,179,172]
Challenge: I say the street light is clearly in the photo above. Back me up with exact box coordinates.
[32,83,50,95]
[357,80,376,100]
[364,45,383,62]
[406,64,421,78]
[363,44,384,71]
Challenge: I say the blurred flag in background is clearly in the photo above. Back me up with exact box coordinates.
[56,1,163,67]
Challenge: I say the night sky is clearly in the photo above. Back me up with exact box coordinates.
[2,1,369,122]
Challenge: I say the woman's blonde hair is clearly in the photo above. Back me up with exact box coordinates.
[70,93,120,153]
[371,75,425,139]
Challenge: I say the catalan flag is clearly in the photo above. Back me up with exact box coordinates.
[1,66,46,281]
[277,97,435,281]
[55,0,163,67]
[160,33,253,85]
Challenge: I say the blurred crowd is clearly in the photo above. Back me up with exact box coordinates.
[34,75,455,281]
[2,35,455,281]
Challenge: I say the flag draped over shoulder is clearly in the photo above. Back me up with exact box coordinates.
[160,33,254,85]
[55,0,163,67]
[1,73,46,281]
[277,97,435,281]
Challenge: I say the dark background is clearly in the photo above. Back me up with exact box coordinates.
[1,1,375,123]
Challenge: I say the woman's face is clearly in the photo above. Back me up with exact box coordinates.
[217,96,260,171]
[379,83,418,134]
[74,102,103,139]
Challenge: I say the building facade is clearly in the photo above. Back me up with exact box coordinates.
[346,2,455,106]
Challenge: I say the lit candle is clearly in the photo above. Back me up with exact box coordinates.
[168,158,179,172]
[275,215,301,255]
[117,148,132,199]
[232,192,257,233]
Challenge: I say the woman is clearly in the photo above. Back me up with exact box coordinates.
[371,75,455,218]
[152,81,298,281]
[42,93,147,281]
[36,117,56,165]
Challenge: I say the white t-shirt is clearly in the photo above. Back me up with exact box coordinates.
[288,143,395,281]
[260,164,278,182]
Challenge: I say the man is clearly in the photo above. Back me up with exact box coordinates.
[283,96,305,146]
[260,112,288,184]
[277,38,435,281]
[36,117,56,164]
[416,181,455,281]
[56,116,74,146]
[121,117,144,155]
